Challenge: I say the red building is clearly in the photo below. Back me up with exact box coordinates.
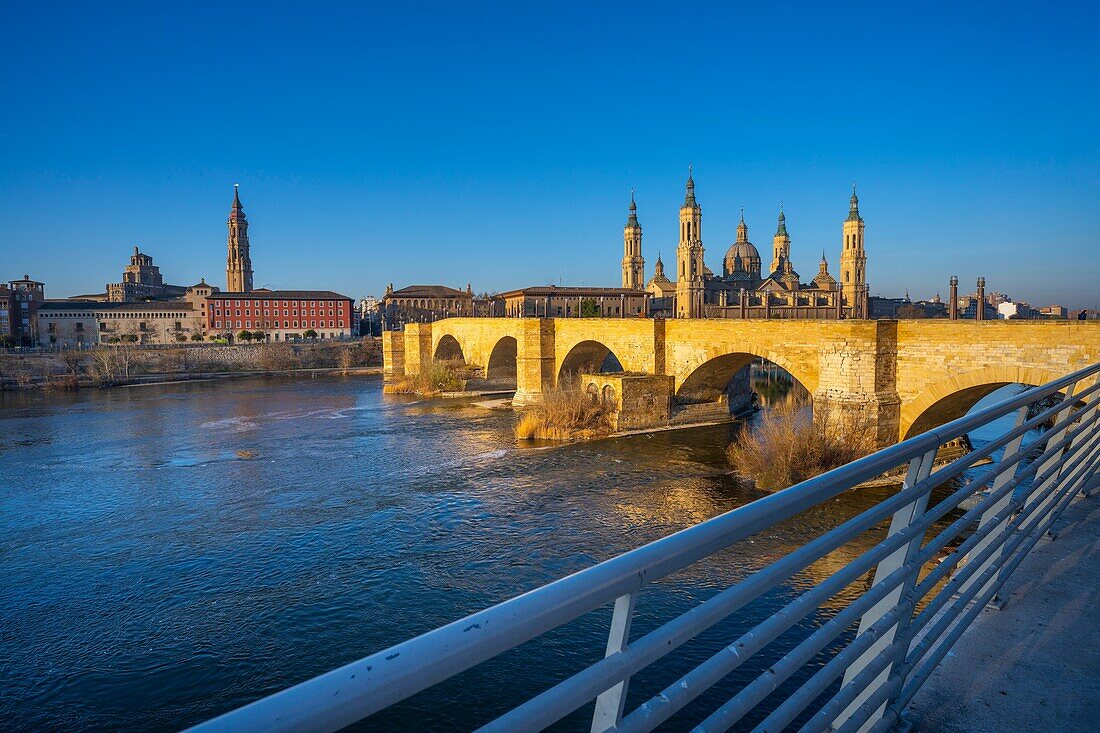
[206,289,355,342]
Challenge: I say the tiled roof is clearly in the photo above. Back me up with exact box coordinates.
[40,300,195,312]
[386,285,469,298]
[217,290,352,300]
[495,285,649,298]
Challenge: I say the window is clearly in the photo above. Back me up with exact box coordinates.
[236,320,242,328]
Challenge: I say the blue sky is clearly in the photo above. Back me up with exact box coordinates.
[2,1,1098,308]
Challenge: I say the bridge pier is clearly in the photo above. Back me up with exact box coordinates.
[513,319,555,406]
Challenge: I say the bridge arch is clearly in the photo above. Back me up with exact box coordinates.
[433,334,466,364]
[486,336,518,381]
[557,340,624,382]
[676,351,813,404]
[900,366,1066,439]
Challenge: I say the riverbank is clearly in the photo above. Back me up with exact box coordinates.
[0,341,381,392]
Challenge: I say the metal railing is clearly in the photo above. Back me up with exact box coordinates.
[189,363,1100,733]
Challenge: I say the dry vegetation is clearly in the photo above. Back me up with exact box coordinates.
[514,382,614,441]
[726,399,876,492]
[382,359,470,396]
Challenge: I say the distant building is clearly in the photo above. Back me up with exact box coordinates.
[206,289,355,342]
[624,172,864,319]
[37,284,211,347]
[869,296,947,319]
[382,284,475,325]
[0,284,14,342]
[8,275,45,344]
[1040,305,1067,319]
[997,301,1039,320]
[1071,309,1099,321]
[358,295,380,336]
[493,285,649,318]
[106,247,190,302]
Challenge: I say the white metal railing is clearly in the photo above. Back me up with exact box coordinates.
[188,364,1100,733]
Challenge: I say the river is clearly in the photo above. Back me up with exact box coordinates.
[0,375,1020,731]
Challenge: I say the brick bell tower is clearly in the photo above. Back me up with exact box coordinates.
[226,184,254,293]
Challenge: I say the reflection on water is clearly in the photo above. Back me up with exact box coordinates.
[0,377,1026,731]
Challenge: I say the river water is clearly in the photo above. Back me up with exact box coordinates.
[0,376,1017,731]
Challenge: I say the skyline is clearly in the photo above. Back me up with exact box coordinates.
[2,1,1098,308]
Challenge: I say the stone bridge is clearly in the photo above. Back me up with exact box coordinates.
[383,318,1100,444]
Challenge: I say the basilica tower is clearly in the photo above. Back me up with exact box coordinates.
[621,191,644,289]
[840,184,867,317]
[226,184,254,293]
[675,167,705,318]
[771,205,790,274]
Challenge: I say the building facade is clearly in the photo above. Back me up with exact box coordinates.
[0,285,13,342]
[106,247,189,302]
[630,173,867,319]
[37,282,212,347]
[206,290,355,341]
[8,275,45,344]
[226,184,254,293]
[493,286,650,318]
[382,284,476,325]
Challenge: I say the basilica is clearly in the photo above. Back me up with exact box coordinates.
[622,171,868,319]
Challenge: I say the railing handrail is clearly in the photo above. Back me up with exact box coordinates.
[188,361,1100,733]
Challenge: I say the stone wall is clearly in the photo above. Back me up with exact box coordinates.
[1,340,381,388]
[582,373,673,431]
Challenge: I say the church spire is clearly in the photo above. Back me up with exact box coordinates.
[226,184,253,292]
[775,203,787,236]
[683,164,697,206]
[626,188,639,227]
[848,182,861,221]
[736,207,748,242]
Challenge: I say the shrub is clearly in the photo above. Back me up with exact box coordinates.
[43,375,79,392]
[513,382,614,440]
[382,359,468,395]
[238,330,254,343]
[190,333,204,342]
[303,329,318,340]
[726,399,876,492]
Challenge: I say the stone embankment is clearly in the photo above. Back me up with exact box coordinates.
[0,341,382,391]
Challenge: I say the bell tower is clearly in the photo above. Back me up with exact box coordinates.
[840,184,867,317]
[675,166,705,318]
[771,204,790,273]
[621,190,644,289]
[226,184,254,293]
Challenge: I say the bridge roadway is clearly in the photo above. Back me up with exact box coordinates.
[383,318,1100,443]
[905,492,1100,731]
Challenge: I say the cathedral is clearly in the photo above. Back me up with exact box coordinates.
[622,171,868,319]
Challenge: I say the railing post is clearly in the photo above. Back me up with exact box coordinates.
[1065,379,1100,498]
[590,591,636,733]
[1027,381,1080,539]
[834,446,938,733]
[954,404,1029,608]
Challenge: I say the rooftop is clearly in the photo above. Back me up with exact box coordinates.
[216,289,352,300]
[40,300,195,312]
[496,285,650,298]
[385,284,470,298]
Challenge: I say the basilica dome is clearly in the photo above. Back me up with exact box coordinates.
[723,213,762,278]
